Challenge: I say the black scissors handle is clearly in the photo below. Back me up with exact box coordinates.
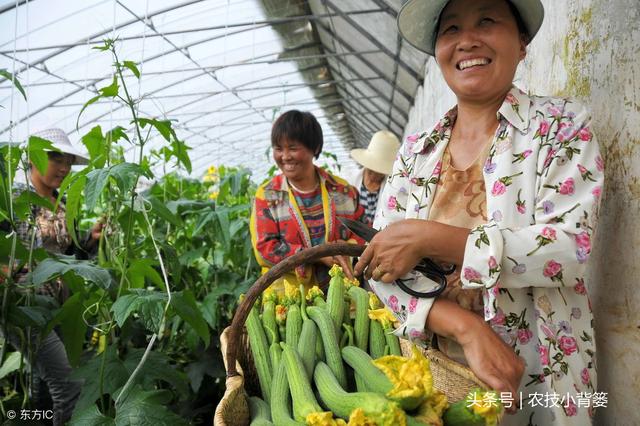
[393,259,455,298]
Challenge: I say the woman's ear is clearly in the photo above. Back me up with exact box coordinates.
[518,35,528,61]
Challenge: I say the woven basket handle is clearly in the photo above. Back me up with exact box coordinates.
[226,242,365,377]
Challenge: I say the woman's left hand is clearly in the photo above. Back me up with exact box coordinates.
[353,219,468,283]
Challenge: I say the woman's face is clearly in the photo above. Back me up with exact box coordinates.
[435,0,526,103]
[272,138,316,182]
[32,152,74,190]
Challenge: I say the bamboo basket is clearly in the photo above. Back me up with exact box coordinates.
[214,243,488,426]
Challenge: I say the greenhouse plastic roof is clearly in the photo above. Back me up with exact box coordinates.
[0,0,428,180]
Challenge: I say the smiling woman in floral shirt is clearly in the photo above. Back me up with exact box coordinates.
[353,0,604,424]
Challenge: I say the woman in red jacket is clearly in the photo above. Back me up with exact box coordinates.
[250,110,364,292]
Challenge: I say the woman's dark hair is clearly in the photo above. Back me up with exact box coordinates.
[434,0,531,46]
[271,110,323,159]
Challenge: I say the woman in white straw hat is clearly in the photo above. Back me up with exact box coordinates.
[354,1,603,424]
[344,130,400,224]
[6,128,101,424]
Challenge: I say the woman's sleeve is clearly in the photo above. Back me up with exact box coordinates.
[461,102,604,291]
[250,190,304,268]
[373,148,414,231]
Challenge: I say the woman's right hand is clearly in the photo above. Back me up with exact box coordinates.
[427,299,524,414]
[457,316,525,414]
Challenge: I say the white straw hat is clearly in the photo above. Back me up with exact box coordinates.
[350,130,400,176]
[30,128,89,165]
[397,0,544,56]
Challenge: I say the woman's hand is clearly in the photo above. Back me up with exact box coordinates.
[317,255,354,279]
[353,219,469,283]
[458,318,525,414]
[317,240,354,279]
[429,299,524,414]
[90,221,104,242]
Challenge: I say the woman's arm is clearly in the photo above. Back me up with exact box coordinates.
[428,298,524,412]
[249,196,305,268]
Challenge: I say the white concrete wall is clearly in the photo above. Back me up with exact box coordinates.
[402,1,640,425]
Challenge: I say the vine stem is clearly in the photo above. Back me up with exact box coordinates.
[114,333,157,406]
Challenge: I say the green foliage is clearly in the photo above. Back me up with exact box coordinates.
[0,39,261,423]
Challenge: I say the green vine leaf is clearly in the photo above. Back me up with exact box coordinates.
[0,69,26,100]
[27,135,57,175]
[76,94,101,129]
[122,60,140,79]
[0,352,23,380]
[111,290,167,329]
[100,75,119,98]
[81,125,108,168]
[66,173,87,247]
[85,168,110,211]
[68,405,115,426]
[31,257,112,289]
[114,388,189,425]
[136,118,176,142]
[172,290,210,346]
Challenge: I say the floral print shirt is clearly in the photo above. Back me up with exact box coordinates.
[370,86,604,425]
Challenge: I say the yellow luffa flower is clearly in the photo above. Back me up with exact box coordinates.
[373,345,434,406]
[368,291,383,309]
[275,304,288,325]
[368,308,397,329]
[262,286,278,305]
[412,390,448,426]
[344,277,360,289]
[208,190,218,200]
[283,277,301,304]
[328,264,344,278]
[346,408,377,426]
[306,411,347,426]
[467,390,502,426]
[306,285,325,302]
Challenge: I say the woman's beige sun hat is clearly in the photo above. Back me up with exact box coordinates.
[30,128,90,165]
[397,0,545,56]
[350,130,400,176]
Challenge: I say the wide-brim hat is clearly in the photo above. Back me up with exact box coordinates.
[30,128,89,165]
[398,0,545,56]
[350,130,400,176]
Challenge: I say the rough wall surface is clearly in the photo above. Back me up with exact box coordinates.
[401,1,640,424]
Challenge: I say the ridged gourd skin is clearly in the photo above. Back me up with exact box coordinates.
[280,342,324,422]
[296,317,317,379]
[270,362,305,426]
[369,319,387,359]
[342,346,426,411]
[246,305,273,403]
[442,399,491,426]
[307,306,348,389]
[269,341,281,372]
[326,272,345,341]
[347,286,370,352]
[285,304,302,348]
[248,396,274,426]
[262,300,279,345]
[385,331,402,356]
[313,361,406,425]
[341,346,392,393]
